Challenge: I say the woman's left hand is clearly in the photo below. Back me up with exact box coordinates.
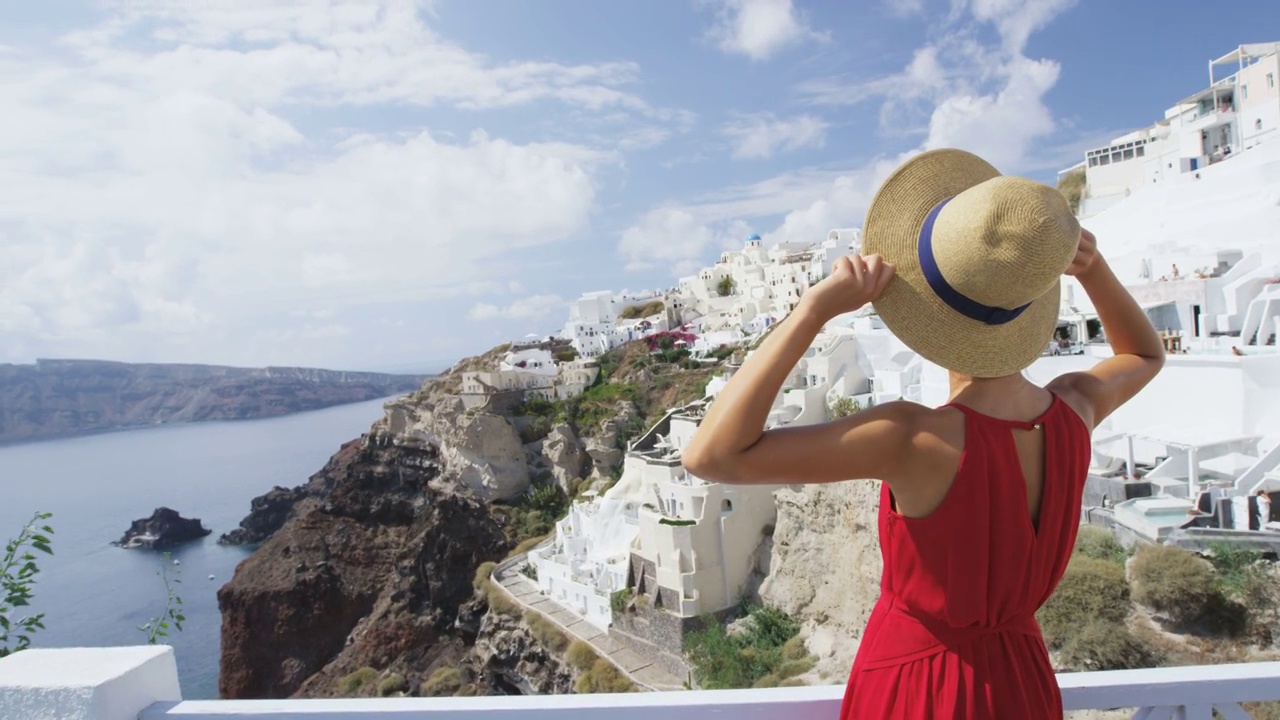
[797,254,895,323]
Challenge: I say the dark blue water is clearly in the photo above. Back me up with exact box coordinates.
[0,398,393,699]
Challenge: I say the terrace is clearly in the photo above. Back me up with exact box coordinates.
[3,647,1280,720]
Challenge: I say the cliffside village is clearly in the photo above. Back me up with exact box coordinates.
[453,41,1280,680]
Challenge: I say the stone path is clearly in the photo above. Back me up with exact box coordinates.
[492,562,686,692]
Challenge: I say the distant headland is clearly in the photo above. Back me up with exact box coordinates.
[0,358,428,445]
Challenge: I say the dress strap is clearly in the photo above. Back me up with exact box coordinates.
[943,393,1059,431]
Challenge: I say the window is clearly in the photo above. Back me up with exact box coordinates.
[1242,84,1249,100]
[1269,73,1275,89]
[1136,145,1145,158]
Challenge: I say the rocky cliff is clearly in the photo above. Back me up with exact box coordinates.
[0,358,426,444]
[216,336,885,698]
[217,342,646,698]
[758,481,883,683]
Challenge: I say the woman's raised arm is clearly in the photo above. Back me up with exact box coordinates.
[682,254,912,486]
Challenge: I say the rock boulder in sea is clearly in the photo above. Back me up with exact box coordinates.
[115,507,212,550]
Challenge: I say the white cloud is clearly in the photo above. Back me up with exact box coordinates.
[617,170,869,274]
[0,0,687,365]
[797,0,1078,173]
[705,0,829,62]
[722,113,828,159]
[467,294,566,322]
[623,0,1080,281]
[966,0,1079,53]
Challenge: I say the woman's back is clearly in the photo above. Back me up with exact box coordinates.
[840,391,1092,719]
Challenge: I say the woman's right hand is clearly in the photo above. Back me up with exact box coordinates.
[1065,227,1102,278]
[798,254,895,323]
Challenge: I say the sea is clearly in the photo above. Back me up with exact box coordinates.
[0,397,394,699]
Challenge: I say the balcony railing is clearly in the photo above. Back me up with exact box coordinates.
[3,647,1280,720]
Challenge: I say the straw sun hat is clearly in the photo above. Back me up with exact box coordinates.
[862,148,1081,378]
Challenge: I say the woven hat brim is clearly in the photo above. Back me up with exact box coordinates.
[863,149,1061,378]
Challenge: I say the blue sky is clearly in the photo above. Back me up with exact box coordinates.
[2,0,1277,372]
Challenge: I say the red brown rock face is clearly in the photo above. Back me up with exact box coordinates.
[217,433,511,699]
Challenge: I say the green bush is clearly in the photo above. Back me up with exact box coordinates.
[377,673,407,697]
[1,512,55,658]
[684,605,802,689]
[828,396,860,419]
[420,667,462,697]
[525,611,569,652]
[1038,555,1131,648]
[1058,619,1161,671]
[473,562,496,592]
[337,666,378,695]
[1057,166,1086,214]
[1130,545,1218,627]
[781,635,808,661]
[575,658,635,694]
[454,683,479,697]
[1072,526,1128,565]
[610,588,634,614]
[566,640,599,671]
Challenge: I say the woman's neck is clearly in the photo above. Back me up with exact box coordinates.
[946,371,1051,418]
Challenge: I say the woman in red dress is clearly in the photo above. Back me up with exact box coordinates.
[684,148,1164,719]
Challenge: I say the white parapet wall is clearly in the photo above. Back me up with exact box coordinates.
[3,648,1280,719]
[0,646,182,720]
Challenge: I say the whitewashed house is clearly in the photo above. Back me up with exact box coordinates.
[1071,42,1280,218]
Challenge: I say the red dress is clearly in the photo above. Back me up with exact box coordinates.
[840,393,1091,719]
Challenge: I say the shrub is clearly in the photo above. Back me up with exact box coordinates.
[716,276,735,297]
[610,588,634,614]
[1130,545,1218,627]
[473,562,497,592]
[1038,555,1130,648]
[1205,541,1266,598]
[776,657,816,679]
[1056,166,1086,214]
[1,512,55,658]
[684,605,803,689]
[1057,619,1161,671]
[486,583,519,617]
[508,535,549,559]
[420,667,462,697]
[337,666,378,695]
[454,683,478,697]
[828,396,860,419]
[377,673,407,697]
[1072,526,1128,565]
[525,611,569,652]
[781,635,808,661]
[575,658,635,694]
[566,640,599,671]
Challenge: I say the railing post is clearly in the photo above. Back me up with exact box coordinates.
[0,646,181,720]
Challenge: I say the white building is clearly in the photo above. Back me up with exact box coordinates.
[460,348,599,403]
[1071,42,1280,218]
[672,233,847,337]
[562,290,668,358]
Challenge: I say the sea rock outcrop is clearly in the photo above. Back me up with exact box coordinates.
[758,480,883,681]
[114,507,212,550]
[218,485,310,546]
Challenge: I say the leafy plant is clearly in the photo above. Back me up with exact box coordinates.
[1,512,54,658]
[716,276,735,297]
[684,605,803,689]
[828,396,861,419]
[138,552,185,644]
